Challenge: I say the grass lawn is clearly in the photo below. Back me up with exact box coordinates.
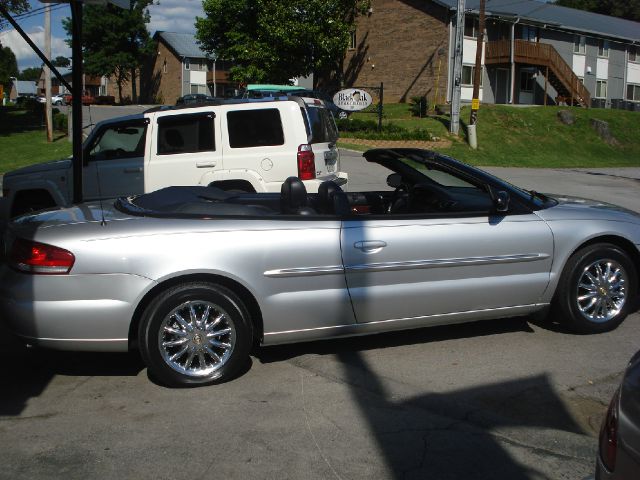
[0,107,71,175]
[340,103,640,168]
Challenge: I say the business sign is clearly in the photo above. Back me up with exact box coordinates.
[333,88,373,112]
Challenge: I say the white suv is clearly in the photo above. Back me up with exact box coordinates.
[3,97,347,217]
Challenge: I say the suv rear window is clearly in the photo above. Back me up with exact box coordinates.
[157,112,215,155]
[304,106,338,144]
[227,109,285,148]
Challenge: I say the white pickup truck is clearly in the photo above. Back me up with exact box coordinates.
[2,97,347,217]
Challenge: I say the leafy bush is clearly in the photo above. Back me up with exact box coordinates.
[53,112,68,132]
[336,118,432,141]
[409,96,428,117]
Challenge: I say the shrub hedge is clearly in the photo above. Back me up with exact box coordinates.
[336,118,431,141]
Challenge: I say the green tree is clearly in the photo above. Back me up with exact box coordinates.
[196,0,370,85]
[0,0,29,16]
[0,44,18,88]
[52,56,71,68]
[63,1,153,102]
[18,66,41,81]
[554,0,640,22]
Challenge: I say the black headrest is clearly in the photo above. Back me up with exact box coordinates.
[317,181,340,213]
[332,190,351,216]
[281,177,309,213]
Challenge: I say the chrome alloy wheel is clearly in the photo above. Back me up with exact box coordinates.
[576,259,627,323]
[158,301,236,377]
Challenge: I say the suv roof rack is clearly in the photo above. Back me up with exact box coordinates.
[143,96,309,115]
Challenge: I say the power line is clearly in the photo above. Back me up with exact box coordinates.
[0,4,68,33]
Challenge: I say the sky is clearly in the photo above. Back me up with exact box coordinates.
[0,0,205,70]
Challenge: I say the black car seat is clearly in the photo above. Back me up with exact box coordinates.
[317,181,350,216]
[281,177,316,215]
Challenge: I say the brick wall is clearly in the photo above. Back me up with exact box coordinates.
[343,0,450,104]
[148,40,184,105]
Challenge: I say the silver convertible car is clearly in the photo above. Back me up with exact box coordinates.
[1,149,639,387]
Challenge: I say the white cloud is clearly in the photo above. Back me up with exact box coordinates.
[147,0,204,34]
[0,27,70,69]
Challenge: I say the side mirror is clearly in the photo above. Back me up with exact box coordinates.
[386,173,403,189]
[494,190,510,213]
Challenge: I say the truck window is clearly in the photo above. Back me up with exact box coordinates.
[227,109,284,148]
[157,113,215,155]
[89,124,147,161]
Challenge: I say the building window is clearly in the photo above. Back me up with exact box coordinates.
[598,39,609,58]
[461,65,482,87]
[627,84,640,102]
[521,25,537,42]
[190,84,208,95]
[629,46,639,63]
[163,60,167,73]
[184,58,190,70]
[157,113,215,155]
[596,80,607,98]
[520,70,535,92]
[573,35,586,54]
[349,30,356,49]
[464,17,479,38]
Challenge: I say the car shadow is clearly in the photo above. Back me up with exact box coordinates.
[256,316,535,363]
[0,326,144,416]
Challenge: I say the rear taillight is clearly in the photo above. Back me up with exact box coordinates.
[599,388,619,472]
[9,238,75,274]
[297,144,316,180]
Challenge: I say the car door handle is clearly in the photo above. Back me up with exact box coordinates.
[196,161,217,168]
[354,240,387,252]
[123,167,142,173]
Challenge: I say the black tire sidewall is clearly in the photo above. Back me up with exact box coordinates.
[139,282,253,387]
[555,244,637,333]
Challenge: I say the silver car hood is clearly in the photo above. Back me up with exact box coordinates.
[536,195,640,223]
[4,158,72,177]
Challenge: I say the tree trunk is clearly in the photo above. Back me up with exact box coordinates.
[131,67,137,103]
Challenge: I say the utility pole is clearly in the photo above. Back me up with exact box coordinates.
[45,3,53,143]
[468,0,485,149]
[450,0,465,135]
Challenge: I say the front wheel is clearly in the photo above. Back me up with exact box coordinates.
[552,243,637,333]
[139,282,253,387]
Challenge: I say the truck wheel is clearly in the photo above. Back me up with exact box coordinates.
[11,191,56,218]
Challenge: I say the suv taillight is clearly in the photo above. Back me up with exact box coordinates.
[297,144,316,181]
[599,388,619,472]
[9,238,75,274]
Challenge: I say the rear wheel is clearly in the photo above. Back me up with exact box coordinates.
[139,282,253,387]
[552,243,637,333]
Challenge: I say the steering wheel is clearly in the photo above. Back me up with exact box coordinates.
[388,182,412,213]
[411,183,458,212]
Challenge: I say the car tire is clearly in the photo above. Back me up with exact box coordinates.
[552,243,637,334]
[139,282,253,387]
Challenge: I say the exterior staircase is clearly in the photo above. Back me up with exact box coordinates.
[485,39,591,107]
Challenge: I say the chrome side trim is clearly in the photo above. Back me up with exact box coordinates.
[264,265,345,278]
[345,253,550,273]
[262,304,548,346]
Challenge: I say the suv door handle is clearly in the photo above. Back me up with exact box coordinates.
[354,240,387,252]
[196,161,217,168]
[124,167,142,173]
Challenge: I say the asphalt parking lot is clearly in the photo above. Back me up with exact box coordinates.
[0,150,639,479]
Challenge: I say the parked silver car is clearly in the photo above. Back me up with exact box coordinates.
[596,349,640,479]
[1,149,638,387]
